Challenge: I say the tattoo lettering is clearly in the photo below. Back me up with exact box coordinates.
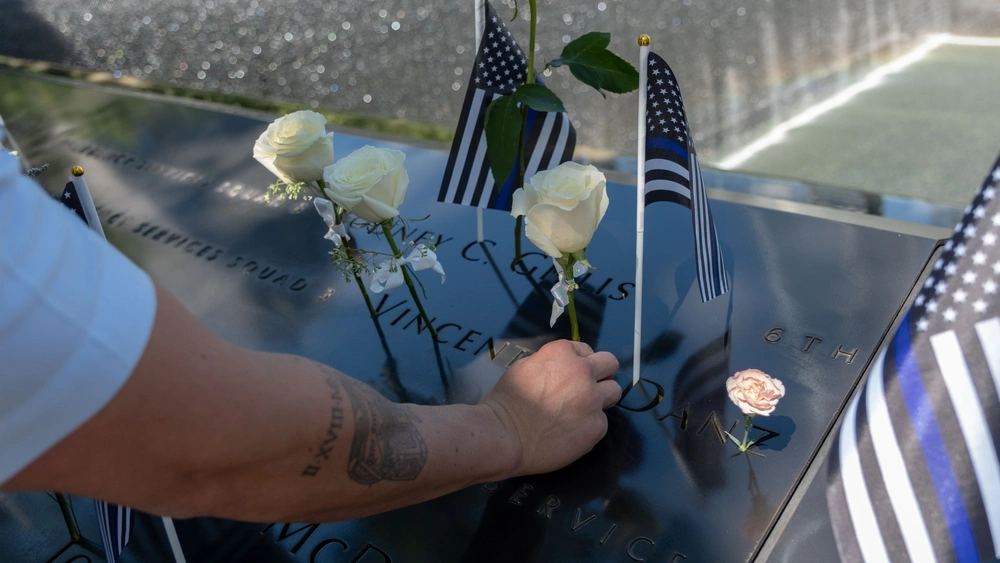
[301,369,346,477]
[343,382,428,485]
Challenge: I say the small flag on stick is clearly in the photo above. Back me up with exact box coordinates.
[827,154,1000,562]
[437,0,576,216]
[632,36,729,385]
[57,166,188,563]
[640,50,729,302]
[60,166,105,238]
[58,167,131,563]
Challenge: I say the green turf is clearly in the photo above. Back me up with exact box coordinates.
[728,44,1000,207]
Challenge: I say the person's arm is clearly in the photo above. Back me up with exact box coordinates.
[3,284,621,523]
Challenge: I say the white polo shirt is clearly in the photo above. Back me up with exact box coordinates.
[0,151,156,485]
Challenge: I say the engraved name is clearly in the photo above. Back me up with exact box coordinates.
[260,523,392,562]
[480,481,679,562]
[94,204,312,293]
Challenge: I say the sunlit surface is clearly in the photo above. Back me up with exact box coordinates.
[718,34,1000,207]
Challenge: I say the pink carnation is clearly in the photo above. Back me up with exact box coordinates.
[726,369,785,416]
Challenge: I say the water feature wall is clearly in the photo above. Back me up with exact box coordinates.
[0,0,996,160]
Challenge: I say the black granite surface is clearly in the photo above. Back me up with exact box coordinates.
[0,72,941,562]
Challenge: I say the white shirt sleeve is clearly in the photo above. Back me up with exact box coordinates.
[0,151,156,485]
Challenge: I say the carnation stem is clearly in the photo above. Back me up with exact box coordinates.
[740,414,754,451]
[54,493,81,543]
[381,222,439,340]
[563,256,580,342]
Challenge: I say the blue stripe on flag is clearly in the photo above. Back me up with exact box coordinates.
[492,108,540,210]
[894,318,980,562]
[646,137,688,162]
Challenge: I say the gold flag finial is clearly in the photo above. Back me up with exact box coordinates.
[71,165,85,177]
[638,34,651,47]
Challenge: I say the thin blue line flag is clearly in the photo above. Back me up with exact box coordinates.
[437,0,576,212]
[828,153,1000,562]
[643,52,729,302]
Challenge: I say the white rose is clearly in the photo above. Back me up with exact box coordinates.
[322,145,409,224]
[253,110,334,183]
[510,162,609,258]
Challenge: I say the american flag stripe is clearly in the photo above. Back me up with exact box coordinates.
[644,159,690,181]
[897,322,984,562]
[930,331,1000,553]
[838,390,892,562]
[546,112,573,171]
[440,90,494,206]
[438,0,575,212]
[883,340,957,562]
[466,106,498,207]
[912,329,995,558]
[438,85,482,203]
[644,158,691,204]
[853,382,910,563]
[644,185,691,208]
[692,156,729,299]
[828,447,867,562]
[976,318,1000,387]
[521,110,551,180]
[864,349,936,560]
[96,501,131,562]
[962,320,1000,463]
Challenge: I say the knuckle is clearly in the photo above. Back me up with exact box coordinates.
[594,414,609,439]
[597,351,619,368]
[542,340,569,356]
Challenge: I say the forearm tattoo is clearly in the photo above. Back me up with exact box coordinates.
[343,380,428,485]
[301,364,427,484]
[301,369,346,477]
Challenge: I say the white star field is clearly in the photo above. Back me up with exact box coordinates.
[913,165,1000,332]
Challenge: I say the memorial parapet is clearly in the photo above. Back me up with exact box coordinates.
[0,71,944,563]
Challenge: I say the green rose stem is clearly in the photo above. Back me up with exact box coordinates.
[513,216,524,267]
[354,271,378,319]
[318,179,377,319]
[380,222,439,340]
[563,255,581,342]
[54,493,81,542]
[511,0,538,267]
[344,222,377,320]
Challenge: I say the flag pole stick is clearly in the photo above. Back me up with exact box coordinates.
[475,0,486,243]
[633,35,650,387]
[69,166,106,239]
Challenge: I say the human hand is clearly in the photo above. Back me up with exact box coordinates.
[479,340,621,477]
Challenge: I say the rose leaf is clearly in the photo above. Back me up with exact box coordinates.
[513,83,566,113]
[550,32,639,96]
[483,96,523,190]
